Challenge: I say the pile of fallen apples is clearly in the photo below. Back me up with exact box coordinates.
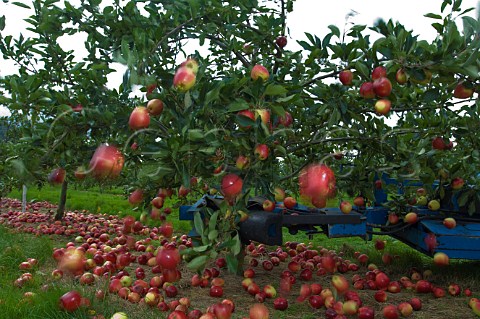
[1,197,480,319]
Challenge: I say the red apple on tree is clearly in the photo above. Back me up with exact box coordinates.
[173,66,196,92]
[339,70,353,86]
[146,99,164,116]
[451,177,464,190]
[374,99,391,116]
[254,144,269,160]
[48,168,66,185]
[129,106,150,130]
[359,82,375,99]
[276,36,287,48]
[371,66,387,80]
[221,173,243,199]
[373,77,392,97]
[251,65,269,82]
[395,68,407,84]
[453,81,474,99]
[89,144,124,180]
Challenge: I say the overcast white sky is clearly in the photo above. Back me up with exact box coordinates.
[0,0,479,117]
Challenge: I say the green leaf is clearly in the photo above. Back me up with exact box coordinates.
[188,129,204,141]
[225,253,239,273]
[424,13,442,19]
[457,191,469,207]
[231,233,241,255]
[193,245,210,252]
[208,229,218,240]
[354,61,370,79]
[12,2,31,9]
[184,91,192,109]
[328,25,340,38]
[193,212,204,236]
[0,16,5,31]
[226,99,249,112]
[264,84,287,96]
[186,255,208,271]
[270,104,285,117]
[208,211,219,231]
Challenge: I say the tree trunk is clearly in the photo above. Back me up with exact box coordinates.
[235,244,246,276]
[55,180,68,221]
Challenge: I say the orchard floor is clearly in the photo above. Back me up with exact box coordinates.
[1,197,480,319]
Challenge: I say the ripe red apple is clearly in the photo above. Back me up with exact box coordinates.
[404,212,418,224]
[382,304,399,319]
[375,272,390,290]
[283,196,297,209]
[388,213,399,225]
[276,36,287,48]
[147,99,164,116]
[251,65,269,82]
[299,164,336,200]
[358,306,375,319]
[374,99,391,115]
[156,247,181,270]
[353,196,365,207]
[451,177,464,190]
[409,297,422,311]
[210,285,224,298]
[129,106,150,130]
[74,166,87,179]
[221,173,243,199]
[263,285,276,298]
[249,303,269,319]
[453,81,474,99]
[443,217,456,229]
[415,280,432,293]
[433,252,449,266]
[213,302,232,319]
[374,290,387,302]
[448,283,461,296]
[89,144,124,179]
[359,82,375,99]
[128,189,144,206]
[273,297,288,311]
[48,168,66,185]
[464,288,473,297]
[340,201,352,214]
[339,70,353,86]
[375,239,386,250]
[278,111,293,127]
[432,286,446,298]
[373,77,392,97]
[237,109,255,129]
[395,68,407,84]
[59,290,83,312]
[254,144,269,160]
[372,66,387,80]
[173,66,196,92]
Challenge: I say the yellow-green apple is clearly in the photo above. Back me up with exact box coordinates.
[471,299,480,316]
[236,155,250,170]
[255,109,271,126]
[404,212,418,224]
[374,99,391,115]
[111,312,128,319]
[342,300,359,315]
[173,66,196,92]
[89,144,124,179]
[433,252,449,266]
[146,99,164,116]
[48,168,66,184]
[371,66,387,80]
[221,173,243,199]
[416,196,427,206]
[331,275,349,294]
[180,58,199,74]
[453,81,474,99]
[443,217,456,229]
[373,77,392,97]
[250,65,269,82]
[242,43,253,54]
[129,106,150,130]
[276,36,287,48]
[340,201,352,214]
[359,82,375,99]
[451,177,464,190]
[339,70,353,85]
[254,144,269,160]
[397,302,413,317]
[274,187,285,202]
[263,285,276,298]
[428,199,440,211]
[395,68,407,84]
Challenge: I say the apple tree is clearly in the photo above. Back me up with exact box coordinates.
[1,0,478,272]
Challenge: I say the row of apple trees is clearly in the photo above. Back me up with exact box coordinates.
[0,0,478,271]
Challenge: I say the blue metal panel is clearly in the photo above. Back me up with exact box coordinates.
[321,208,367,238]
